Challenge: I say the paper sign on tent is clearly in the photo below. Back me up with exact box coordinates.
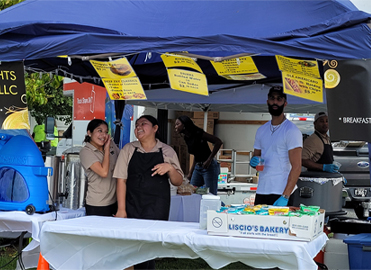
[211,57,259,76]
[282,71,323,103]
[90,57,146,101]
[276,55,323,103]
[167,69,208,96]
[161,53,208,96]
[161,54,203,73]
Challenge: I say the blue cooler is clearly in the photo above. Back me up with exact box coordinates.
[343,233,371,269]
[0,134,51,214]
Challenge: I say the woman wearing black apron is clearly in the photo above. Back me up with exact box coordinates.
[113,115,183,269]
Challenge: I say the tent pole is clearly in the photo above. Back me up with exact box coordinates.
[203,106,210,131]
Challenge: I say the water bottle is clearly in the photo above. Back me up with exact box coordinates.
[199,194,221,229]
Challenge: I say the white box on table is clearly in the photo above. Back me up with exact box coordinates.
[207,209,325,241]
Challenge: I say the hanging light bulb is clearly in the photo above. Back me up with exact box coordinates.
[68,57,72,66]
[236,58,240,65]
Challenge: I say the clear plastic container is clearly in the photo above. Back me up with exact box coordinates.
[199,194,221,229]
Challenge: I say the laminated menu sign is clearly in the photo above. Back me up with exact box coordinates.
[0,61,30,129]
[211,57,259,76]
[207,209,325,241]
[276,55,323,103]
[276,55,320,78]
[161,53,203,73]
[167,69,208,96]
[282,71,323,103]
[222,73,266,81]
[90,58,146,100]
[102,77,146,100]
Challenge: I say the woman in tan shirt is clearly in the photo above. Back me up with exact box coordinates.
[113,115,183,269]
[79,119,120,216]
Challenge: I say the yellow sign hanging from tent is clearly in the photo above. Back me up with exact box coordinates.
[222,73,266,81]
[102,77,146,100]
[276,55,323,102]
[167,69,208,96]
[90,57,146,100]
[211,57,258,76]
[161,54,203,73]
[90,58,136,79]
[282,71,323,103]
[276,55,321,78]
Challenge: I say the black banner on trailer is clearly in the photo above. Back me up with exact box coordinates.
[324,59,371,142]
[0,61,29,129]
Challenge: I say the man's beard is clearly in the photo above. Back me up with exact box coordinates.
[268,103,285,116]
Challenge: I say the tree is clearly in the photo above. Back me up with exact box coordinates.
[25,72,73,125]
[0,0,24,11]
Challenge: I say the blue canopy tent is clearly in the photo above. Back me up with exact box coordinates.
[0,0,370,114]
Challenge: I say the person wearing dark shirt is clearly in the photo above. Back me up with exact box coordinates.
[302,111,339,173]
[175,115,223,195]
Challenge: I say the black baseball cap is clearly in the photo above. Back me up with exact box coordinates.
[268,86,287,99]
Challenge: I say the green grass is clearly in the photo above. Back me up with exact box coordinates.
[0,239,267,270]
[0,246,18,270]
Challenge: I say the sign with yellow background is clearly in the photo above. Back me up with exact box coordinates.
[161,54,203,73]
[102,77,146,100]
[222,73,266,81]
[90,58,136,79]
[282,71,323,103]
[0,61,29,129]
[90,58,146,100]
[276,55,320,78]
[168,69,208,96]
[211,57,258,76]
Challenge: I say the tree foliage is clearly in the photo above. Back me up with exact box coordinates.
[0,0,24,11]
[25,72,73,125]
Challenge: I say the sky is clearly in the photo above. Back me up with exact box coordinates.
[350,0,371,13]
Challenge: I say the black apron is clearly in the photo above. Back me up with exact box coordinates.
[126,147,170,220]
[315,131,334,164]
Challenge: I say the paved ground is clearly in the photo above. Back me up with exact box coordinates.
[343,207,357,219]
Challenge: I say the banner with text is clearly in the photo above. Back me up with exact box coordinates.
[324,59,371,141]
[0,61,29,129]
[90,58,146,101]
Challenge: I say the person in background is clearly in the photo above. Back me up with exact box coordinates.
[32,123,58,147]
[79,119,120,217]
[113,115,183,270]
[250,86,302,206]
[50,120,59,147]
[302,112,339,173]
[175,115,223,195]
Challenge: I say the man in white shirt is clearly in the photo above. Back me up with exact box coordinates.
[250,86,303,206]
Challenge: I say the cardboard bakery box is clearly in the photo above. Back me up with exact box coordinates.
[207,209,325,241]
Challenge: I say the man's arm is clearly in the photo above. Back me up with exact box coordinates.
[253,149,261,157]
[302,158,323,171]
[283,147,302,196]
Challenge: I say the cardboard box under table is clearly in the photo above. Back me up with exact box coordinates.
[207,209,325,241]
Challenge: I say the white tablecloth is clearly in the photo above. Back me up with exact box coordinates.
[40,216,328,270]
[169,194,201,222]
[0,207,85,269]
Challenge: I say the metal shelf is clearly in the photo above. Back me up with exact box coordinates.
[217,149,255,182]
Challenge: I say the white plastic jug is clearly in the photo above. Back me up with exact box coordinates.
[199,194,221,229]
